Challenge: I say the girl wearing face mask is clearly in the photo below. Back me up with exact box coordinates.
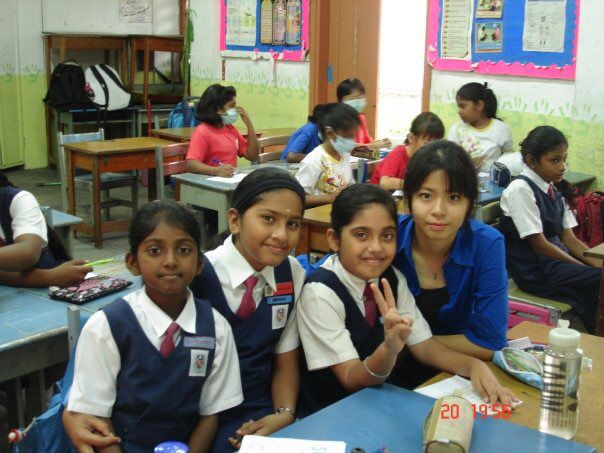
[295,103,359,207]
[186,84,259,178]
[337,78,392,151]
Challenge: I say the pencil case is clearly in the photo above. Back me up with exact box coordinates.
[493,347,543,389]
[49,275,133,304]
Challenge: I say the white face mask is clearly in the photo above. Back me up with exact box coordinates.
[330,134,356,155]
[221,108,238,125]
[343,97,366,113]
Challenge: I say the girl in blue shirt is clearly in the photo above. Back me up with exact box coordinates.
[280,104,327,163]
[395,140,508,367]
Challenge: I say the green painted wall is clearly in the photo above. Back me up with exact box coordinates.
[191,76,309,131]
[431,95,604,190]
[0,71,47,169]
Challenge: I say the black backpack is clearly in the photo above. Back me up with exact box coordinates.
[43,60,95,111]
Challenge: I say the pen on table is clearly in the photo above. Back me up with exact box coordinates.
[87,258,115,267]
[211,158,235,175]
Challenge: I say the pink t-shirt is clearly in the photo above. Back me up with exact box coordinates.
[186,123,248,167]
[370,145,410,185]
[355,113,373,145]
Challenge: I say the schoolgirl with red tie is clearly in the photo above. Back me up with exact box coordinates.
[191,167,307,452]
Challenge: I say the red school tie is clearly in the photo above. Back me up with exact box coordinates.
[363,283,377,327]
[160,322,180,358]
[237,276,259,319]
[547,185,556,201]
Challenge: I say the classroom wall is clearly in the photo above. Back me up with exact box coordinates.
[0,0,178,169]
[189,0,310,132]
[429,0,604,187]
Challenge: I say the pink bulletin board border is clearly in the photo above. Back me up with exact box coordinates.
[219,0,310,61]
[426,0,580,80]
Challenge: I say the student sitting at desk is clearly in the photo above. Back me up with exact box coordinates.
[186,84,259,177]
[280,104,327,163]
[500,126,601,334]
[370,112,444,190]
[295,103,358,208]
[297,184,517,412]
[393,142,508,386]
[0,173,91,287]
[337,78,391,151]
[63,201,243,452]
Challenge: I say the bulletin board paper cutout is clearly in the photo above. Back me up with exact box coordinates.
[427,0,580,79]
[220,0,310,62]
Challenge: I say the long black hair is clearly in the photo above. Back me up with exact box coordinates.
[520,126,574,207]
[456,82,500,120]
[404,140,478,220]
[195,84,237,127]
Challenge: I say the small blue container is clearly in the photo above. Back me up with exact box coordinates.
[154,441,189,453]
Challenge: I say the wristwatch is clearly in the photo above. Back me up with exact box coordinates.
[274,407,296,419]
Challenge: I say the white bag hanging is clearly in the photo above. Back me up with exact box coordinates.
[85,64,131,111]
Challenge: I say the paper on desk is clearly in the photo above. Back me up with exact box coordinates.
[348,156,359,163]
[207,173,247,184]
[415,375,522,415]
[392,190,403,198]
[240,435,346,453]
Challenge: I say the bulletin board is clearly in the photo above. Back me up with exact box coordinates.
[219,0,310,61]
[426,0,580,79]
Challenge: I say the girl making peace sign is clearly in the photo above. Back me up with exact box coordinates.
[297,184,517,412]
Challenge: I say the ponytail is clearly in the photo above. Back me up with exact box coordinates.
[456,82,500,120]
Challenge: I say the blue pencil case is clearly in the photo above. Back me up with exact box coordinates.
[493,347,544,390]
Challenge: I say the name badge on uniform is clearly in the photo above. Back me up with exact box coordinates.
[189,349,209,377]
[183,336,215,349]
[264,282,294,297]
[272,304,289,330]
[267,295,293,305]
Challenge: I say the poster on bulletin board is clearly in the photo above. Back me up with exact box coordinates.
[427,0,580,79]
[220,0,310,62]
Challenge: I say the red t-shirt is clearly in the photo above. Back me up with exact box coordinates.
[355,113,373,144]
[370,145,410,185]
[186,123,248,167]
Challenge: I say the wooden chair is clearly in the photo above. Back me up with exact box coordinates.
[57,130,138,220]
[154,143,189,200]
[256,134,291,163]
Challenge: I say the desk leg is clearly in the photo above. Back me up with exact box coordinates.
[92,159,102,248]
[66,151,76,215]
[217,196,230,234]
[296,223,310,256]
[596,268,604,337]
[148,168,157,201]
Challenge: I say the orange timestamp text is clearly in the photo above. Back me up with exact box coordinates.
[440,403,512,420]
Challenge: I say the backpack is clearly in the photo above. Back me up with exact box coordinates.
[573,190,604,247]
[84,64,131,111]
[490,161,512,187]
[43,60,95,111]
[167,97,199,128]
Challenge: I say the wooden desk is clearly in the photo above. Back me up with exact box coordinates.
[149,126,296,142]
[584,243,604,336]
[423,321,604,450]
[63,137,175,248]
[129,35,184,107]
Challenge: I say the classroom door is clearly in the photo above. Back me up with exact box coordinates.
[309,0,382,138]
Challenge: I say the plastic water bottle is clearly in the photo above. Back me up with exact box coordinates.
[154,441,188,453]
[539,326,582,439]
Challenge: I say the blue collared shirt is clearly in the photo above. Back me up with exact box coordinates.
[395,215,508,351]
[280,122,321,159]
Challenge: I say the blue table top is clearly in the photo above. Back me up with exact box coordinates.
[274,385,594,453]
[0,260,140,353]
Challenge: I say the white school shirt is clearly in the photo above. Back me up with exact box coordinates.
[297,255,432,371]
[67,287,243,417]
[500,166,578,239]
[204,235,305,354]
[295,144,354,195]
[0,191,47,246]
[447,119,514,173]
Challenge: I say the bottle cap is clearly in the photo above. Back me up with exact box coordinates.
[154,442,188,453]
[548,326,580,351]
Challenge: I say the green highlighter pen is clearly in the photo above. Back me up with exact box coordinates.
[87,258,116,267]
